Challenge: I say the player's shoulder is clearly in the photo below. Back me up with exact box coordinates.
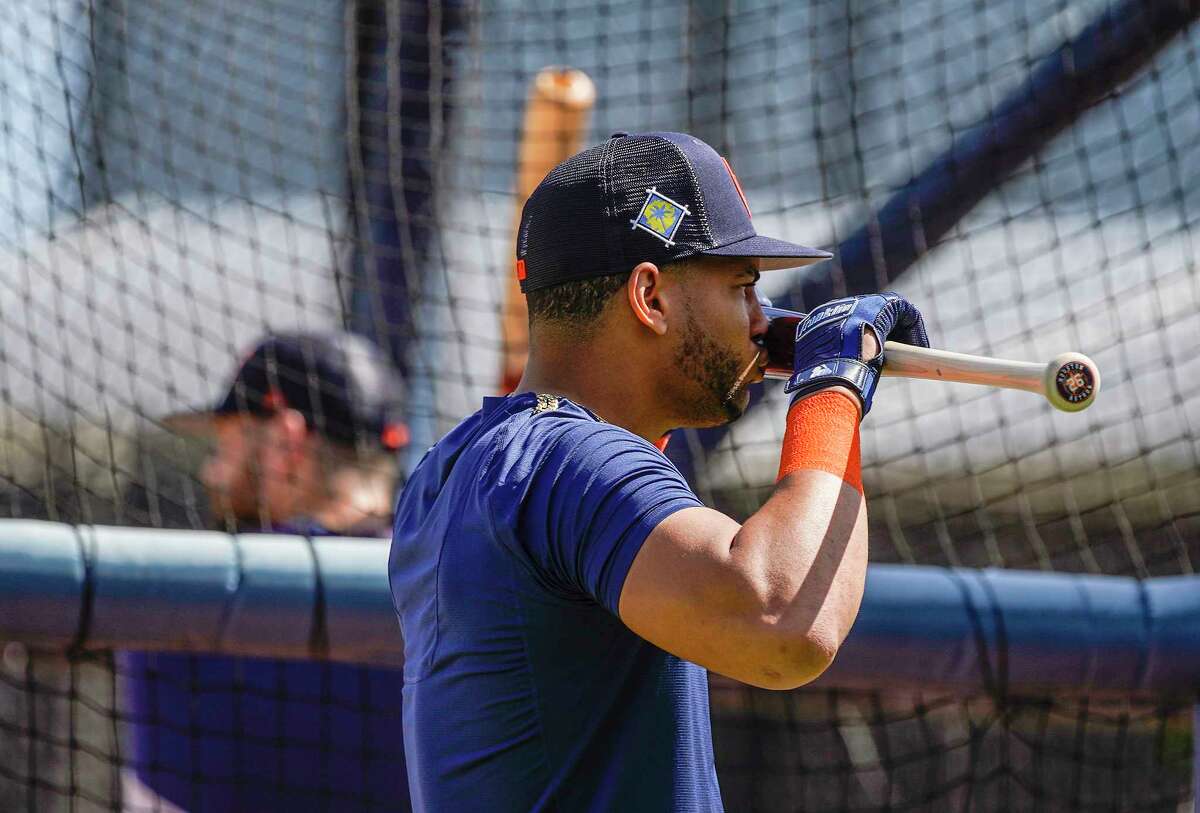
[405,392,671,499]
[486,392,691,518]
[472,392,659,478]
[404,392,624,480]
[503,395,697,505]
[507,392,651,456]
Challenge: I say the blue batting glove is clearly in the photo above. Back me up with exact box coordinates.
[784,292,929,416]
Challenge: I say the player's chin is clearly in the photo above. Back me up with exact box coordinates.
[204,487,245,528]
[718,386,753,423]
[682,390,747,429]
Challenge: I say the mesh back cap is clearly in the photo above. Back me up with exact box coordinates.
[166,332,409,450]
[516,131,831,293]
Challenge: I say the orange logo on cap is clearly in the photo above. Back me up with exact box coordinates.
[722,157,752,218]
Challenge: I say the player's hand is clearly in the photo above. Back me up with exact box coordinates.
[784,292,929,416]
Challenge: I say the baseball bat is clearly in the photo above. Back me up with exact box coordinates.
[499,68,596,392]
[761,309,1100,412]
[877,345,1100,412]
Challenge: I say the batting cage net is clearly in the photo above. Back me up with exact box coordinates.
[0,0,1196,810]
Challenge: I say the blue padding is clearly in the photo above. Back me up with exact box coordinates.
[1144,577,1200,691]
[86,526,239,651]
[0,520,84,645]
[821,566,992,689]
[311,537,403,666]
[0,521,1197,692]
[822,565,1200,694]
[981,569,1146,692]
[221,534,317,656]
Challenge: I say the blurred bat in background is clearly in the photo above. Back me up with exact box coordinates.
[500,67,596,393]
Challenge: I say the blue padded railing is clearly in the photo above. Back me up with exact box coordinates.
[0,520,1197,695]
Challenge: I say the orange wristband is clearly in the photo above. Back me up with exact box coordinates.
[776,389,863,493]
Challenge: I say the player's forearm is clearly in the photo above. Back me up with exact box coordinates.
[729,466,868,685]
[725,293,924,685]
[724,387,869,685]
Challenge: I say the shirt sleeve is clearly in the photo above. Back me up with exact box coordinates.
[513,421,704,615]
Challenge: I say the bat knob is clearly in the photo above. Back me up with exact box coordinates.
[1043,352,1100,412]
[534,67,597,109]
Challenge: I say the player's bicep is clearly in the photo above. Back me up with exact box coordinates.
[526,424,703,611]
[618,506,778,685]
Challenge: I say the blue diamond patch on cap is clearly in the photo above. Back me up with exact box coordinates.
[631,187,690,246]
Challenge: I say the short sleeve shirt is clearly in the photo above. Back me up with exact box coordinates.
[389,393,722,812]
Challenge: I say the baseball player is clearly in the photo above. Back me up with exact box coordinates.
[390,132,929,810]
[123,331,412,812]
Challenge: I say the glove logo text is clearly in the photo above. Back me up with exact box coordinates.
[811,302,854,324]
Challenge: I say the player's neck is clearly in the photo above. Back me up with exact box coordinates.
[519,340,671,443]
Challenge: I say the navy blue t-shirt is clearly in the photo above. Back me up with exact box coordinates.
[389,392,721,811]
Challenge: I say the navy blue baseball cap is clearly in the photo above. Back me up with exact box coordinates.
[166,331,409,451]
[515,131,831,293]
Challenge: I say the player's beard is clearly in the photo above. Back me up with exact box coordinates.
[205,468,262,532]
[203,431,267,532]
[672,303,754,426]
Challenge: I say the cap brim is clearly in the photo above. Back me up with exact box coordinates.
[700,234,832,271]
[160,410,232,437]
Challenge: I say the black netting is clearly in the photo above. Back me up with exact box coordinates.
[0,649,1192,812]
[710,679,1194,812]
[0,0,1196,809]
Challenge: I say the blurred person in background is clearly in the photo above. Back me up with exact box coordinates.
[181,332,408,537]
[122,331,411,813]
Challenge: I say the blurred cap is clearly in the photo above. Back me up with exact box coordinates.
[166,332,409,451]
[515,131,832,293]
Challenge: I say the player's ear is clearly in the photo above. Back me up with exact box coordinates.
[627,261,670,336]
[266,408,310,464]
